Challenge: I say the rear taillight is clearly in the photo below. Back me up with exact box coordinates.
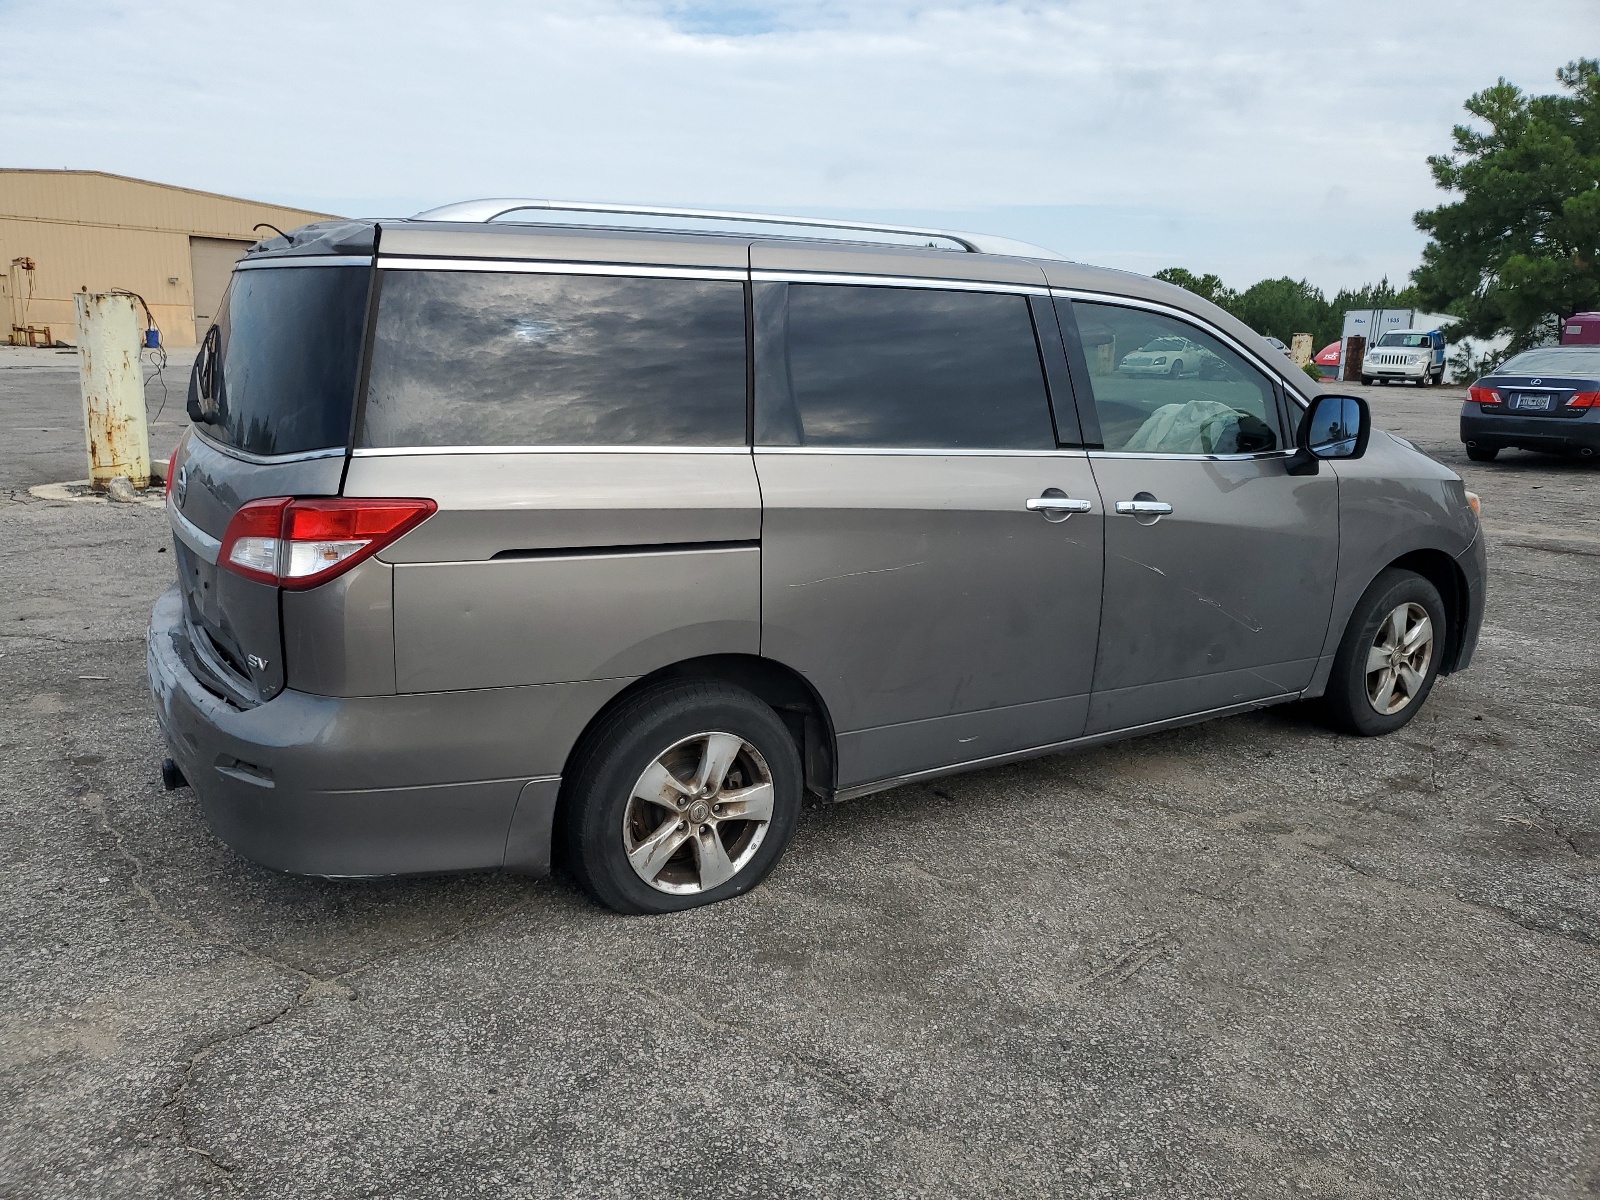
[218,497,436,590]
[1468,386,1502,406]
[1565,391,1600,407]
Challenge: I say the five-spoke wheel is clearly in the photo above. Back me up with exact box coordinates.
[1364,602,1434,715]
[1325,568,1447,735]
[623,732,776,895]
[558,680,803,914]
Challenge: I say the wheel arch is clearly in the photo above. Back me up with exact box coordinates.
[558,653,838,805]
[1383,548,1471,675]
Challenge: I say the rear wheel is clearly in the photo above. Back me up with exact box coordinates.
[557,680,803,914]
[1465,444,1500,462]
[1324,569,1447,736]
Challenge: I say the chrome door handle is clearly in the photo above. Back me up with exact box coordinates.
[1026,496,1093,513]
[1114,500,1174,516]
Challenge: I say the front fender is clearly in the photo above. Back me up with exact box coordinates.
[1318,431,1480,664]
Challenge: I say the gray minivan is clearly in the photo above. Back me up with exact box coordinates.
[149,201,1486,913]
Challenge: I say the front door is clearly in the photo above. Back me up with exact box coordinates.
[753,276,1106,791]
[1060,296,1339,734]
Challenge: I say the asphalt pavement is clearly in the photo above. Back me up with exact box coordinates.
[2,354,1596,1198]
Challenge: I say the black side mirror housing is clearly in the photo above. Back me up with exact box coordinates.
[1286,393,1372,476]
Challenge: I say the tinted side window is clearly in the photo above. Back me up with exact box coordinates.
[192,265,370,456]
[1069,300,1284,455]
[360,272,748,448]
[756,283,1055,449]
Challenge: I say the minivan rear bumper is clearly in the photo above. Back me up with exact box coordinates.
[147,585,625,878]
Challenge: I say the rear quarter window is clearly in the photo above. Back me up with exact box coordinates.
[191,264,370,456]
[359,272,749,448]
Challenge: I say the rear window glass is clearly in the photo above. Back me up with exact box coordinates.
[755,283,1054,448]
[189,264,369,456]
[1497,347,1600,376]
[359,272,748,448]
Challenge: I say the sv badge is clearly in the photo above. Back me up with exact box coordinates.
[247,654,270,671]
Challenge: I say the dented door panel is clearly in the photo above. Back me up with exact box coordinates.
[1085,453,1338,732]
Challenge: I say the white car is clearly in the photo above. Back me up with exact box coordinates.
[1118,336,1209,377]
[1362,330,1445,386]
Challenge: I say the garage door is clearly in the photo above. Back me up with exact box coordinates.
[189,237,254,333]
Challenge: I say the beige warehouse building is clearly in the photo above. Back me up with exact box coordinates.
[1,170,336,348]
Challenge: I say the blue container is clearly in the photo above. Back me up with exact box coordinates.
[144,328,161,349]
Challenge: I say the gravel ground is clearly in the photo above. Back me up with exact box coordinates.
[2,353,1596,1198]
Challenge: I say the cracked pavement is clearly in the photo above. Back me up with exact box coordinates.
[2,352,1597,1197]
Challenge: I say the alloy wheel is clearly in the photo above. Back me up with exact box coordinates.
[622,732,775,895]
[1365,602,1434,715]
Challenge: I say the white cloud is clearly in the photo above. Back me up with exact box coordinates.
[3,0,1590,290]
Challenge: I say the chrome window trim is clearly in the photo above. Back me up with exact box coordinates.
[752,269,1049,297]
[350,445,752,457]
[167,498,221,565]
[1088,449,1295,463]
[234,256,373,270]
[190,427,347,465]
[755,446,1088,458]
[1052,286,1310,409]
[376,257,746,282]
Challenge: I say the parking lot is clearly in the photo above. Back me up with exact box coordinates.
[2,351,1596,1198]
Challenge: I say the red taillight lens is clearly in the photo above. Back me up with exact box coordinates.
[164,446,182,498]
[1468,386,1502,406]
[218,497,436,590]
[1566,391,1600,407]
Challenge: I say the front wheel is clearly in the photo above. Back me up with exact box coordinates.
[557,680,803,913]
[1168,359,1183,378]
[1323,569,1447,736]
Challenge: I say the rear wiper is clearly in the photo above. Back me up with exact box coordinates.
[185,395,223,426]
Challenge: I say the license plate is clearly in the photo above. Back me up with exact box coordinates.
[1514,394,1552,410]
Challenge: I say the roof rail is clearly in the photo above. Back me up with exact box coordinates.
[409,198,1068,261]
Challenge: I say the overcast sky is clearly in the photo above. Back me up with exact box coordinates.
[6,1,1592,292]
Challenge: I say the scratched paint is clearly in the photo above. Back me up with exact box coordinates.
[73,293,151,489]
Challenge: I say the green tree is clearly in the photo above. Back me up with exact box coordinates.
[1232,277,1335,347]
[1153,268,1235,307]
[1331,277,1419,314]
[1413,58,1600,349]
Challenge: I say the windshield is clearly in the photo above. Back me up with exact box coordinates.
[1139,338,1188,351]
[1377,332,1431,347]
[189,264,370,456]
[1497,347,1600,377]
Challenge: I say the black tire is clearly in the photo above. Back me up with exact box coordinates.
[1416,371,1431,387]
[1168,359,1183,378]
[557,679,803,914]
[1465,444,1499,462]
[1361,375,1374,386]
[1324,569,1448,736]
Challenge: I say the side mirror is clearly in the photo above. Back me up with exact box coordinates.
[1286,393,1371,475]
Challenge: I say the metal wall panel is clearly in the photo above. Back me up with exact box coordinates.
[0,170,333,346]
